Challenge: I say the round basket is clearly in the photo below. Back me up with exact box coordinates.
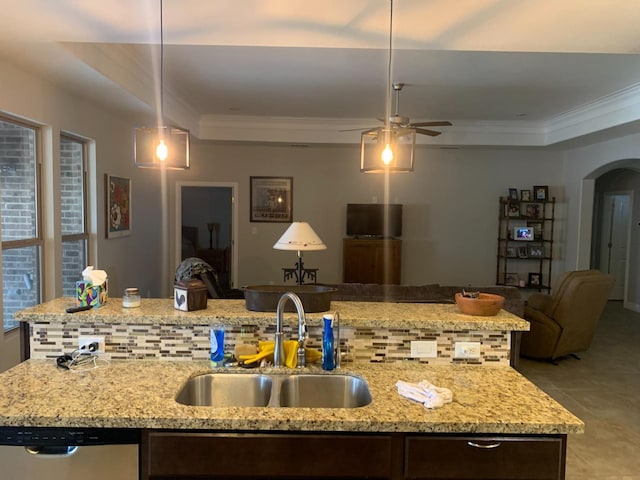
[455,292,505,316]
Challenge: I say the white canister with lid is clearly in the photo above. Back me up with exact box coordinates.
[122,288,141,308]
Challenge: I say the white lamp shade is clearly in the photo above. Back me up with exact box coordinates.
[273,222,327,251]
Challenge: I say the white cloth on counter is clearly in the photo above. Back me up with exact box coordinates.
[396,380,453,409]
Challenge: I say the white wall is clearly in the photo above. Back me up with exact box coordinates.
[170,141,565,288]
[562,135,640,310]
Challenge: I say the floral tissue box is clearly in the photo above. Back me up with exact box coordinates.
[76,280,108,307]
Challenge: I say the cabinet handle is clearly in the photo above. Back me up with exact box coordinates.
[467,441,502,449]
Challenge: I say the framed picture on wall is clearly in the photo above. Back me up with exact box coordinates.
[105,174,131,239]
[250,176,293,223]
[520,189,531,201]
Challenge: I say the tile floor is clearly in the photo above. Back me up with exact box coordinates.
[516,301,640,480]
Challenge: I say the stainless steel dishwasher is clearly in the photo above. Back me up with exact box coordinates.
[0,427,139,479]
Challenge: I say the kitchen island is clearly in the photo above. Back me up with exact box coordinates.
[5,297,580,479]
[0,359,582,479]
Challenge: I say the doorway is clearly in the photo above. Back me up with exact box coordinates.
[594,192,631,300]
[175,182,238,289]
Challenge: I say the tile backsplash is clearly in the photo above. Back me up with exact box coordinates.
[30,321,511,366]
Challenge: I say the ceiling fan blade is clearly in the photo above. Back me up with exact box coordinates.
[339,127,373,132]
[415,128,442,137]
[410,121,453,127]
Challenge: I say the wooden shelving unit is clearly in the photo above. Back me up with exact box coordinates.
[496,197,555,293]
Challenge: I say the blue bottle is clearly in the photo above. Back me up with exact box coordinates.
[322,314,335,371]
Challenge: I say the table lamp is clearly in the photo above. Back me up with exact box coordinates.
[273,222,326,284]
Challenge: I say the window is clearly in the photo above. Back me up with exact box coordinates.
[1,118,42,331]
[60,135,88,296]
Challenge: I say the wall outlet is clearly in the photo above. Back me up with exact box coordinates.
[410,340,438,358]
[78,336,105,354]
[455,341,481,359]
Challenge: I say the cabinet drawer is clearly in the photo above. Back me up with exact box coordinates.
[145,431,394,479]
[405,435,566,480]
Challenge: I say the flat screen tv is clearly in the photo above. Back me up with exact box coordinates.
[346,204,402,238]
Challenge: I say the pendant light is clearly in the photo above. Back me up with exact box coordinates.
[134,0,190,169]
[360,0,415,173]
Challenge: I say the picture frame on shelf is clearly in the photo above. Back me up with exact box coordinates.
[513,226,534,241]
[533,185,549,201]
[505,272,519,286]
[520,189,531,201]
[508,188,518,200]
[528,272,542,286]
[527,245,545,258]
[250,176,293,223]
[506,202,520,217]
[527,220,543,240]
[506,246,517,258]
[105,174,131,239]
[517,246,528,258]
[524,203,542,219]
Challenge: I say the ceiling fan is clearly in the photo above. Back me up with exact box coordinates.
[342,82,452,136]
[382,82,452,137]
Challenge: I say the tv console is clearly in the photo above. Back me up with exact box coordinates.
[343,237,401,284]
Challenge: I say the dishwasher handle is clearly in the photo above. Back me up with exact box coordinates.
[25,445,79,457]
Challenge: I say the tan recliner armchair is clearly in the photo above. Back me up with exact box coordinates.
[520,270,615,361]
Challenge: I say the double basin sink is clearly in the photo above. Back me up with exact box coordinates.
[176,373,372,408]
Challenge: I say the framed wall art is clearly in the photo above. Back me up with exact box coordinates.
[250,176,293,223]
[105,174,131,239]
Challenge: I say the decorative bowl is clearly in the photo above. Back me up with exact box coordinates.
[243,285,336,313]
[455,292,505,316]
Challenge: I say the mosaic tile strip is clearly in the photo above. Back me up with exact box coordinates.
[29,322,511,365]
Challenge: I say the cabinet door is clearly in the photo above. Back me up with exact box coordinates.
[405,435,566,480]
[343,239,401,284]
[143,431,396,479]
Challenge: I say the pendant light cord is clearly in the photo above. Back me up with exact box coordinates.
[385,0,393,132]
[159,0,164,121]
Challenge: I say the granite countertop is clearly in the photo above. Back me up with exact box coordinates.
[16,298,529,331]
[0,360,581,435]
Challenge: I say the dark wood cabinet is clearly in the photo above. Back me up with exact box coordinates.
[405,435,566,480]
[142,431,403,480]
[343,238,402,284]
[141,431,566,480]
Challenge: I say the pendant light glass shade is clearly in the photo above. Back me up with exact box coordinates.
[360,127,415,173]
[133,0,190,170]
[134,126,190,169]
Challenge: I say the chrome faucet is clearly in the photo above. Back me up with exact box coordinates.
[274,292,307,368]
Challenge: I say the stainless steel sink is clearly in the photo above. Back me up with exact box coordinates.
[175,373,372,408]
[278,374,372,408]
[175,373,272,407]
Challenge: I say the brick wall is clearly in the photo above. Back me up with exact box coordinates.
[60,137,86,296]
